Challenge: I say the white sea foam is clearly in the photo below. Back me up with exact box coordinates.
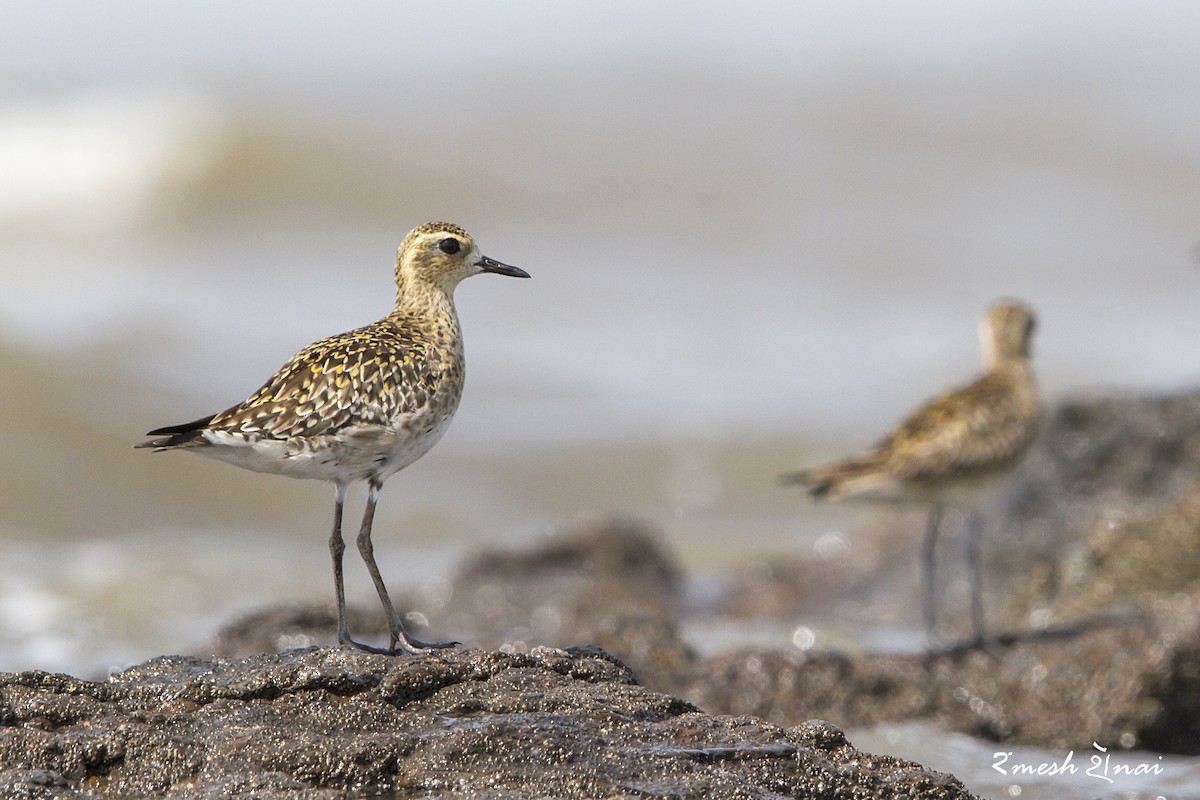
[0,93,226,237]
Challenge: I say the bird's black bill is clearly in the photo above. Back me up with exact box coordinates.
[476,255,530,278]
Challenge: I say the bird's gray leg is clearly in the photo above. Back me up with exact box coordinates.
[965,508,988,647]
[357,478,457,655]
[922,504,944,638]
[328,483,353,646]
[328,482,400,654]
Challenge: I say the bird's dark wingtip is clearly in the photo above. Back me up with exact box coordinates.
[145,414,217,437]
[780,470,833,498]
[136,414,217,450]
[806,482,833,499]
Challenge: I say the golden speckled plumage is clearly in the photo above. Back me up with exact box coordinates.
[213,317,458,439]
[144,310,465,483]
[138,221,529,655]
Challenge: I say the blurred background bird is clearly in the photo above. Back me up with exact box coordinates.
[785,300,1040,644]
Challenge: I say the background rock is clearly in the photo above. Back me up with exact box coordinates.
[685,619,1200,754]
[994,389,1200,634]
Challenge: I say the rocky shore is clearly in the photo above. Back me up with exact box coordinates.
[4,388,1200,797]
[0,646,974,799]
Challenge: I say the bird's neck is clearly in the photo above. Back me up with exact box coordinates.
[390,278,462,341]
[982,339,1030,371]
[393,271,450,311]
[989,356,1035,393]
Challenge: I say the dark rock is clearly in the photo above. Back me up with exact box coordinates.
[718,518,921,630]
[0,769,86,800]
[576,612,696,693]
[993,388,1200,634]
[211,603,386,657]
[424,514,682,639]
[0,646,977,799]
[683,619,1200,754]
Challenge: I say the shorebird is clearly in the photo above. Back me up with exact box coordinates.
[137,222,529,655]
[784,300,1040,643]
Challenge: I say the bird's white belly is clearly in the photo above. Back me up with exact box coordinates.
[195,408,456,484]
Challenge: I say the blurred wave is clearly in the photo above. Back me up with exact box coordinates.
[0,94,226,238]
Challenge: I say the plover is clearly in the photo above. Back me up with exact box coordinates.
[784,300,1040,643]
[138,221,529,655]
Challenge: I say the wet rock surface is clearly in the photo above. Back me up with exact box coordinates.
[0,646,975,799]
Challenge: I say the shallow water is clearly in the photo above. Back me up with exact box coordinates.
[4,3,1200,796]
[852,721,1197,800]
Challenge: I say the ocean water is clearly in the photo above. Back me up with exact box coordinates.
[3,3,1200,796]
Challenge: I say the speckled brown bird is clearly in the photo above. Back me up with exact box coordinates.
[137,222,529,655]
[785,300,1040,643]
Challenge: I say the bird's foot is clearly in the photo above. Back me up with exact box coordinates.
[336,631,458,656]
[391,632,460,655]
[337,632,398,656]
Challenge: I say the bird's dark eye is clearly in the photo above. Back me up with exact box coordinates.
[438,238,461,255]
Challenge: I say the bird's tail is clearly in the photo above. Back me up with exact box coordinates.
[782,451,889,499]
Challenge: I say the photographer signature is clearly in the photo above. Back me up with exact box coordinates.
[993,743,1163,784]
